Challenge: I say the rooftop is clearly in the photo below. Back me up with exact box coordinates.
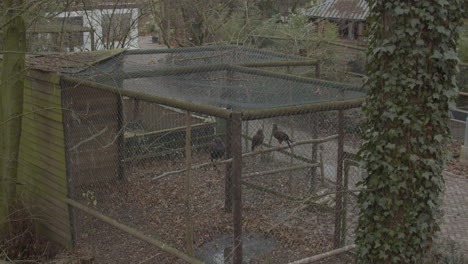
[28,45,366,112]
[303,0,369,21]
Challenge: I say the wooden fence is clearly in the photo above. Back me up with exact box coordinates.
[17,70,72,248]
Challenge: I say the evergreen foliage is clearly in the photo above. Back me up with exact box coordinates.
[356,0,464,263]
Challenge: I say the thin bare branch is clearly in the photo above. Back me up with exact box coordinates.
[288,244,357,264]
[151,135,338,181]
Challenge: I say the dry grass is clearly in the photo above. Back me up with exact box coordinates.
[0,201,63,263]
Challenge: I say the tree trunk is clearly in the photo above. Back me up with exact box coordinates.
[0,0,26,240]
[160,0,172,47]
[356,1,463,263]
[173,1,187,47]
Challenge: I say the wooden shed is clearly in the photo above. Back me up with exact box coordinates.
[303,0,369,41]
[15,50,127,247]
[16,49,216,247]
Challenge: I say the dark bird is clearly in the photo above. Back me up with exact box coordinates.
[210,137,225,168]
[251,129,264,151]
[272,124,293,148]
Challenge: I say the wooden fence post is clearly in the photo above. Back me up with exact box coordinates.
[315,63,321,78]
[225,117,232,212]
[341,160,350,247]
[116,58,125,181]
[310,113,319,191]
[334,109,345,248]
[231,112,243,264]
[185,111,194,256]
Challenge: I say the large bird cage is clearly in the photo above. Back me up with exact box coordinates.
[19,45,366,263]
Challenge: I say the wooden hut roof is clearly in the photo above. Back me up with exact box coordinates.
[303,0,369,21]
[25,49,126,73]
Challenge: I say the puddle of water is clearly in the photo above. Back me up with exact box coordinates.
[324,163,337,180]
[195,233,276,264]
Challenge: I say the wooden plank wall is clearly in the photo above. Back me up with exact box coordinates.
[123,98,207,131]
[17,70,73,248]
[61,79,122,186]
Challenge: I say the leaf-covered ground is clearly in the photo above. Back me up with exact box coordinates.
[70,152,356,264]
[447,140,468,178]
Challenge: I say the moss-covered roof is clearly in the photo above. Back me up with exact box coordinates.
[25,49,126,73]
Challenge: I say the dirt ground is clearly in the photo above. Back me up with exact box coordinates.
[70,147,358,263]
[446,140,468,178]
[68,135,466,264]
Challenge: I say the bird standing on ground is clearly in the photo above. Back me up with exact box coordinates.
[210,137,225,168]
[251,129,264,151]
[272,124,293,148]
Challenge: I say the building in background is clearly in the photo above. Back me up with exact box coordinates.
[303,0,369,41]
[32,2,141,52]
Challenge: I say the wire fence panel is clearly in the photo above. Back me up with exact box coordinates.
[57,46,366,263]
[62,79,212,263]
[33,45,464,263]
[62,79,361,262]
[70,208,190,264]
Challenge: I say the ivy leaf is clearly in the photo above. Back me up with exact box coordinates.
[394,6,409,15]
[409,18,420,27]
[436,26,450,35]
[409,154,419,162]
[356,0,462,262]
[443,50,458,61]
[437,0,449,6]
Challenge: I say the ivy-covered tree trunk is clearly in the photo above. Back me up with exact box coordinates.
[356,1,463,263]
[0,0,26,240]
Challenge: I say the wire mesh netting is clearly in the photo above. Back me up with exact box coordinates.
[62,95,362,263]
[62,105,362,261]
[45,43,468,263]
[70,46,365,111]
[62,79,225,263]
[75,46,313,72]
[55,45,370,263]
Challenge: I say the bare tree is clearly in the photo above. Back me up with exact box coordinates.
[148,0,244,47]
[25,0,147,52]
[79,0,145,50]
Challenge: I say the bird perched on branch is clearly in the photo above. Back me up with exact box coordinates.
[251,129,264,152]
[210,137,225,168]
[272,124,293,148]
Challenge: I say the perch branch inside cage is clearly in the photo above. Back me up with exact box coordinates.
[243,164,318,178]
[241,180,303,201]
[287,244,356,264]
[152,158,234,180]
[152,134,337,181]
[242,180,372,204]
[241,134,338,161]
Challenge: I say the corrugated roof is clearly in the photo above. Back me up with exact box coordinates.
[303,0,369,21]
